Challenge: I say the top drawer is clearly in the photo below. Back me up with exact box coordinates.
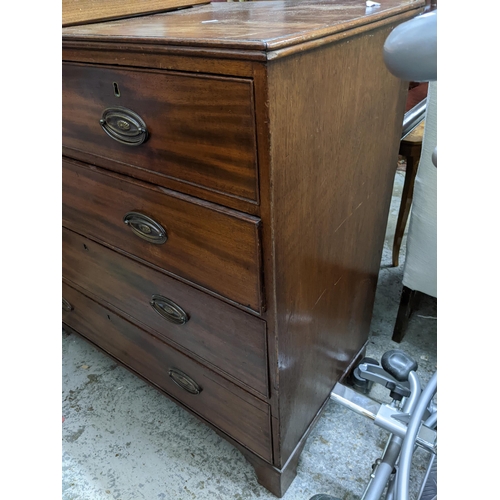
[62,63,259,203]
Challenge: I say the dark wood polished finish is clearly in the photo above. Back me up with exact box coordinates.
[62,63,259,203]
[62,1,424,496]
[62,282,273,461]
[393,119,425,267]
[62,158,263,312]
[392,285,422,343]
[265,22,409,465]
[62,0,208,27]
[62,0,423,55]
[62,228,269,397]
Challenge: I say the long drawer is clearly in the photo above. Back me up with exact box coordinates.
[62,282,273,462]
[62,158,263,312]
[62,228,269,397]
[62,63,259,203]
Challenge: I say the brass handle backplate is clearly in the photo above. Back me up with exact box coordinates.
[150,295,189,325]
[169,368,202,395]
[123,212,167,244]
[62,298,73,312]
[99,106,148,146]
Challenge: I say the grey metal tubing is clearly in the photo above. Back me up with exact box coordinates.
[385,474,396,500]
[383,11,437,82]
[373,372,420,440]
[396,371,438,500]
[361,435,404,500]
[401,98,427,139]
[362,372,421,500]
[374,405,409,438]
[402,372,422,415]
[425,410,437,429]
[386,374,434,500]
[330,383,380,420]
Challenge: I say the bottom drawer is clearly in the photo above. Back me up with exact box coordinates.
[62,282,273,462]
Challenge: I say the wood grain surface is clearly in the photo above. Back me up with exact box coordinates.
[63,228,269,397]
[62,63,259,203]
[62,282,273,462]
[264,22,409,464]
[62,0,425,54]
[62,0,208,27]
[62,159,263,312]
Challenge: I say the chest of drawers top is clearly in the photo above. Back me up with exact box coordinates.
[62,0,423,57]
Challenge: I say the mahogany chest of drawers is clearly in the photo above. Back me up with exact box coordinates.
[62,0,423,496]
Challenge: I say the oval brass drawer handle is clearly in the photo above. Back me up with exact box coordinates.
[123,212,167,244]
[99,107,148,146]
[62,298,73,312]
[169,368,202,395]
[150,294,189,325]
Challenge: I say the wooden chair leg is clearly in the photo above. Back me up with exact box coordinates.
[392,285,420,343]
[392,147,422,267]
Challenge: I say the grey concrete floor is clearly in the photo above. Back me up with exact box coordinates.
[62,170,437,500]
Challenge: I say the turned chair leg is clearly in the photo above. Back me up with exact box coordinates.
[392,119,425,268]
[392,150,421,267]
[392,285,421,343]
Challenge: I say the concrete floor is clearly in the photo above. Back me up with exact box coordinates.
[62,170,437,500]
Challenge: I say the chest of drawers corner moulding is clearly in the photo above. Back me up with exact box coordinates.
[62,1,424,496]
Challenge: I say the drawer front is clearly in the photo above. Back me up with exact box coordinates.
[62,159,263,312]
[63,228,269,397]
[62,282,273,462]
[62,63,258,203]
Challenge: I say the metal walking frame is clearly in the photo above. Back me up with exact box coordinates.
[329,354,437,500]
[310,350,437,500]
